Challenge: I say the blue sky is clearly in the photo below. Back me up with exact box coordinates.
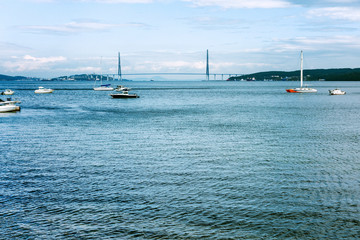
[1,0,360,79]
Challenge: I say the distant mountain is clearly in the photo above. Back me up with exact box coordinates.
[0,74,126,81]
[51,74,133,81]
[227,68,360,81]
[0,74,29,81]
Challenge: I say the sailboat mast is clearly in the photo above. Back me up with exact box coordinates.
[100,56,103,85]
[300,50,303,88]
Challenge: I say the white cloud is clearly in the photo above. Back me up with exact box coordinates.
[270,35,360,53]
[183,0,296,8]
[24,0,55,2]
[23,55,66,63]
[2,55,66,72]
[325,0,356,3]
[25,0,153,2]
[63,66,101,72]
[294,36,360,46]
[97,0,153,2]
[308,7,360,21]
[19,20,147,35]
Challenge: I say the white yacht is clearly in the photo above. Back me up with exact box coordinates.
[0,98,21,113]
[35,86,54,94]
[94,84,114,91]
[329,89,346,95]
[110,91,139,98]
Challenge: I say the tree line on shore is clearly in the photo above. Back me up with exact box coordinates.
[227,68,360,81]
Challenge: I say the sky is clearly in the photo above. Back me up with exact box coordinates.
[1,0,360,79]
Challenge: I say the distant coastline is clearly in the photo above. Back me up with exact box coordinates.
[227,68,360,81]
[0,74,132,82]
[2,68,360,81]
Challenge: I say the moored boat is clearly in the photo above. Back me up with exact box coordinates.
[286,87,318,93]
[0,98,21,113]
[35,86,54,94]
[286,51,317,93]
[329,89,346,95]
[110,91,139,98]
[94,84,114,91]
[115,85,131,91]
[1,89,15,95]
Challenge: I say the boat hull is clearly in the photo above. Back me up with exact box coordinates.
[286,88,317,93]
[35,90,53,94]
[0,105,20,113]
[110,94,139,98]
[35,87,54,94]
[94,87,114,91]
[329,89,346,95]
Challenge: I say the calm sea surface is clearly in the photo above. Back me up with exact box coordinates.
[1,80,359,239]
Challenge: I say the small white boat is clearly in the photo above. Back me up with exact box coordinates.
[1,89,14,95]
[94,84,114,91]
[329,89,346,95]
[110,91,139,98]
[35,86,54,94]
[115,85,131,91]
[286,51,317,93]
[0,98,21,113]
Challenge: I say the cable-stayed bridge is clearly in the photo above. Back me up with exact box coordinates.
[120,72,242,80]
[103,50,243,81]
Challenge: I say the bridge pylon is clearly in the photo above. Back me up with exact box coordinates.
[118,52,122,81]
[206,49,210,81]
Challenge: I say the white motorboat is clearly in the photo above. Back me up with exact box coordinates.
[110,91,139,98]
[1,89,14,95]
[286,51,317,93]
[0,98,21,113]
[329,89,346,95]
[35,86,54,94]
[115,85,131,91]
[94,84,114,91]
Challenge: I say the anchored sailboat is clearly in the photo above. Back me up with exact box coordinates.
[286,51,317,93]
[93,57,114,91]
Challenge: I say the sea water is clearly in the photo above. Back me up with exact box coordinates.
[1,80,359,239]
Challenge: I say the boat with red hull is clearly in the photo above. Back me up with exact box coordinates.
[286,51,317,93]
